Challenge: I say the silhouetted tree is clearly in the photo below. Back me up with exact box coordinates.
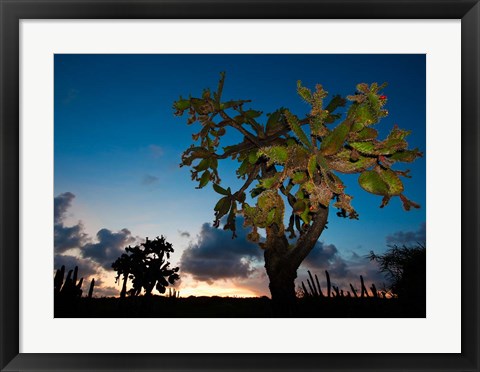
[112,236,180,298]
[369,244,426,300]
[174,74,422,311]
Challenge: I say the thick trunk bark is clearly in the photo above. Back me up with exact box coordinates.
[266,266,297,316]
[120,273,128,298]
[264,224,296,315]
[264,206,329,315]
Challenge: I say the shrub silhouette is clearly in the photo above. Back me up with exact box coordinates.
[112,236,180,298]
[369,244,426,300]
[54,265,95,299]
[174,73,422,311]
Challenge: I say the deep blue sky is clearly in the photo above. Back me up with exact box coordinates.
[54,54,426,296]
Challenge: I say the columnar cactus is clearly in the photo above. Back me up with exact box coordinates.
[301,271,380,300]
[54,265,65,295]
[326,270,332,298]
[350,283,359,298]
[88,278,95,298]
[360,275,369,298]
[54,265,84,298]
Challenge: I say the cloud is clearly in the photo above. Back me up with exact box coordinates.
[82,228,136,270]
[386,222,426,245]
[179,218,262,284]
[149,144,164,158]
[178,219,385,295]
[54,192,75,223]
[54,192,88,253]
[93,278,105,287]
[350,251,361,260]
[55,223,87,253]
[299,241,385,292]
[94,286,120,298]
[52,192,390,297]
[54,191,138,272]
[142,174,159,185]
[303,242,339,266]
[302,241,351,278]
[231,270,269,297]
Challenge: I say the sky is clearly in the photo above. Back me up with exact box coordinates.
[54,54,426,298]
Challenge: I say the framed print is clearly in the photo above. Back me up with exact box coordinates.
[1,1,479,371]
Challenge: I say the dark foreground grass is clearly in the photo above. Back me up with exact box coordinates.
[55,295,425,318]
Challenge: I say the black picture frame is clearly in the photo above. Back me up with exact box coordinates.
[1,1,478,371]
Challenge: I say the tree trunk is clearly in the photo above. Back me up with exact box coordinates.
[264,206,329,315]
[120,272,128,298]
[264,224,296,315]
[266,263,297,316]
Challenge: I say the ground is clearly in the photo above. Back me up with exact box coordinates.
[54,296,425,318]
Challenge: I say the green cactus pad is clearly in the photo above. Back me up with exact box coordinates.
[348,127,378,142]
[174,99,190,111]
[325,94,347,113]
[307,155,317,179]
[353,104,376,125]
[293,199,307,214]
[213,183,230,195]
[297,80,313,104]
[285,110,312,149]
[320,120,352,156]
[259,146,288,165]
[358,168,404,196]
[389,149,422,163]
[310,116,329,136]
[378,168,404,195]
[350,141,400,156]
[266,110,284,136]
[214,197,231,218]
[248,149,260,164]
[243,190,285,233]
[195,158,210,171]
[358,170,390,195]
[323,170,345,194]
[307,181,334,207]
[198,170,210,188]
[258,175,280,189]
[292,171,307,184]
[356,83,370,93]
[327,149,377,173]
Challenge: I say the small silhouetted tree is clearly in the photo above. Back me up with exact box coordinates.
[174,73,422,310]
[112,236,180,298]
[369,244,426,300]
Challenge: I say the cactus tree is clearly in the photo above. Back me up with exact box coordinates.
[174,74,422,310]
[112,236,180,297]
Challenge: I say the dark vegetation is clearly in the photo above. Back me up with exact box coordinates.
[369,244,426,302]
[54,265,95,299]
[54,295,422,318]
[54,245,425,318]
[111,236,180,298]
[300,270,384,299]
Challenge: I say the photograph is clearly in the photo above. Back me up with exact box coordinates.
[53,53,426,318]
[2,1,477,369]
